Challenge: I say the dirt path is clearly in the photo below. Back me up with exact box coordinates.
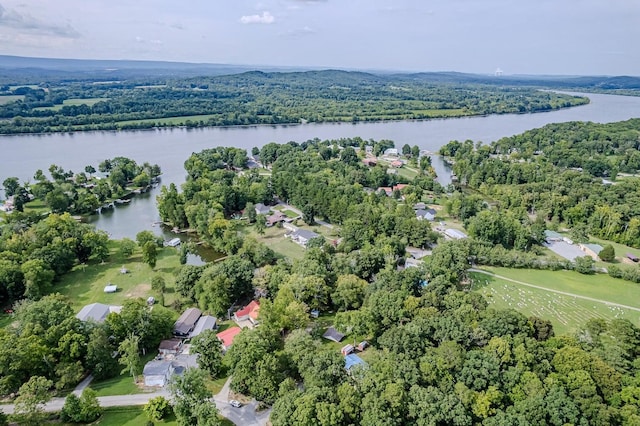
[470,269,640,313]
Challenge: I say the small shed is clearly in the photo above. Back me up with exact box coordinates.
[165,238,181,247]
[341,344,355,356]
[357,341,369,352]
[104,284,117,293]
[322,327,345,343]
[310,309,320,319]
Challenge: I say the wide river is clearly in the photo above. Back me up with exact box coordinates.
[2,91,640,253]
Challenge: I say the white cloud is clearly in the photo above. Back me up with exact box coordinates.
[0,3,80,38]
[239,11,275,25]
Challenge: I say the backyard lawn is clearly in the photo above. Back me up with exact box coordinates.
[90,352,159,397]
[54,240,183,311]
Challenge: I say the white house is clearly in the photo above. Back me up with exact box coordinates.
[287,228,321,247]
[143,360,175,387]
[415,208,437,221]
[76,303,122,323]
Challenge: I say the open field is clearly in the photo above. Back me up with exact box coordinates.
[472,268,640,335]
[23,198,50,214]
[241,225,305,260]
[54,240,183,311]
[0,95,24,104]
[35,98,108,111]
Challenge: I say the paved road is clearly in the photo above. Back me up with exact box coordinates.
[0,390,171,415]
[470,268,640,312]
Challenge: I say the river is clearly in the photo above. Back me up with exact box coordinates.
[1,91,640,253]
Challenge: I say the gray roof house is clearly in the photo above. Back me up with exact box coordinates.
[415,208,437,221]
[143,360,175,387]
[174,307,202,337]
[76,303,122,323]
[288,228,321,247]
[254,203,272,215]
[189,315,218,339]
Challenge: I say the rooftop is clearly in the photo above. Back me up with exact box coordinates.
[345,354,367,371]
[189,315,217,338]
[217,326,242,348]
[174,307,202,335]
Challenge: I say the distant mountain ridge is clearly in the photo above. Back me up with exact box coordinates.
[1,55,639,90]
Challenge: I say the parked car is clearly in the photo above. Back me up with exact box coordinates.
[230,400,242,408]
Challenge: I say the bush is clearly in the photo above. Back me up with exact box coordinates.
[599,244,615,262]
[61,389,102,423]
[144,396,172,421]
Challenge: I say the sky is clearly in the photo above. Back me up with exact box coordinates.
[0,0,638,75]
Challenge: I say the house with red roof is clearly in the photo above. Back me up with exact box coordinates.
[216,326,242,351]
[233,300,260,326]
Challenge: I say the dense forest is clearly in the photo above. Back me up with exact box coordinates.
[440,119,640,249]
[0,70,588,134]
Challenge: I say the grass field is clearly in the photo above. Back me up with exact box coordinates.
[472,268,640,335]
[241,226,306,260]
[58,406,178,426]
[0,95,24,104]
[23,199,50,214]
[34,98,107,111]
[54,240,183,311]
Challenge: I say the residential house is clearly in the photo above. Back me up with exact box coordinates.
[390,160,403,168]
[415,208,436,221]
[579,243,603,260]
[159,338,183,356]
[76,303,122,323]
[254,203,272,215]
[189,315,218,339]
[384,148,399,156]
[287,228,321,247]
[413,202,426,210]
[377,187,393,196]
[362,158,377,167]
[143,360,175,387]
[174,307,202,337]
[266,211,286,227]
[234,300,260,326]
[444,229,467,240]
[217,326,242,351]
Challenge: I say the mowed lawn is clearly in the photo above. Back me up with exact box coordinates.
[472,268,640,335]
[34,98,107,111]
[0,95,24,104]
[55,241,182,311]
[58,406,178,426]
